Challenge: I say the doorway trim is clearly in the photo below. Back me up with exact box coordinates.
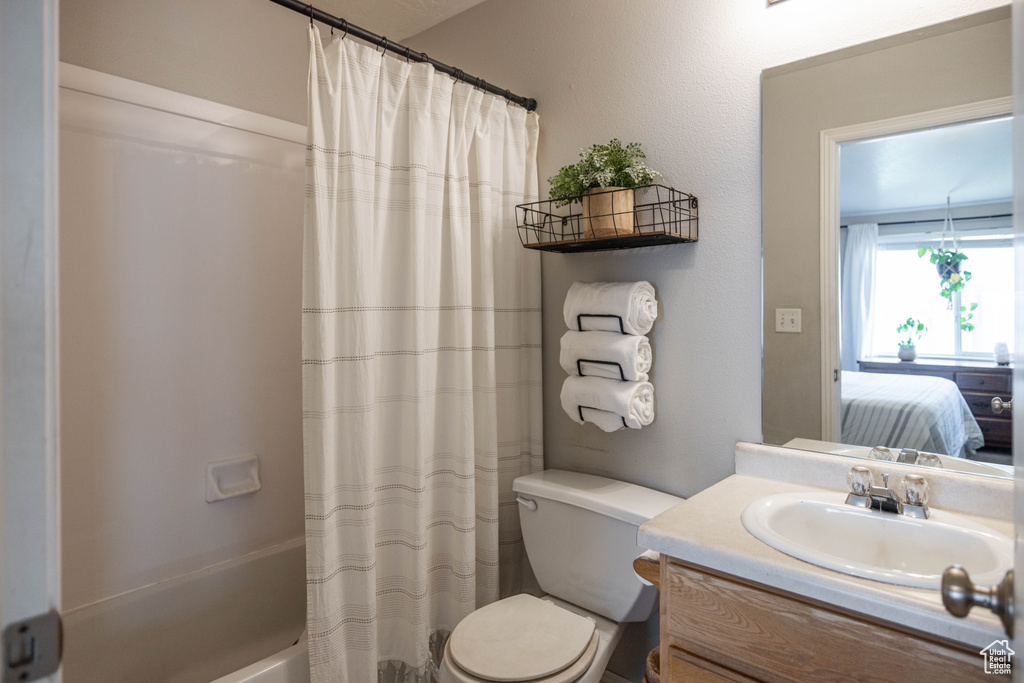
[818,96,1013,441]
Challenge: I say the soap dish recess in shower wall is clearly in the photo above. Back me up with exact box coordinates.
[206,455,261,503]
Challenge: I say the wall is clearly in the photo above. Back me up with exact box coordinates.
[762,13,1011,445]
[60,0,309,125]
[408,0,1009,678]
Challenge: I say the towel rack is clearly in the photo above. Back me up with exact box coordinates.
[578,405,627,429]
[576,358,627,381]
[576,313,627,334]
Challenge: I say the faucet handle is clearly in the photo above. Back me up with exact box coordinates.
[869,446,895,462]
[898,473,930,519]
[899,474,930,506]
[846,466,873,497]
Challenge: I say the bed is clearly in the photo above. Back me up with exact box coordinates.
[840,371,984,457]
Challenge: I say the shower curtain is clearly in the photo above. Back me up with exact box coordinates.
[302,27,543,683]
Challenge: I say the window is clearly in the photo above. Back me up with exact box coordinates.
[870,234,1014,358]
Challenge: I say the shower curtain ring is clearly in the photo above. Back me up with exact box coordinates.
[404,46,412,63]
[379,37,388,54]
[505,89,511,104]
[341,19,349,38]
[308,3,314,26]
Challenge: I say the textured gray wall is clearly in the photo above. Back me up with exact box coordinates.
[61,0,309,124]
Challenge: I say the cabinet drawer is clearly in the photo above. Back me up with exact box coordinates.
[957,372,1010,393]
[664,561,991,682]
[666,646,752,683]
[962,391,1013,419]
[977,416,1013,448]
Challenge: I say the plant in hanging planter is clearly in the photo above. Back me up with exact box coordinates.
[548,139,661,239]
[960,302,978,332]
[896,317,926,362]
[917,247,972,301]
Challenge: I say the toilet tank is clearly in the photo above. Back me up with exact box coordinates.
[512,470,683,623]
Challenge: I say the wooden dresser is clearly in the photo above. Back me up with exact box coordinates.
[659,557,1006,682]
[857,357,1013,450]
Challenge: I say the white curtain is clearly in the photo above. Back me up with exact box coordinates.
[303,27,543,683]
[841,223,878,372]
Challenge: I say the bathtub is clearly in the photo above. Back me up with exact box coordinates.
[62,538,307,683]
[211,634,310,683]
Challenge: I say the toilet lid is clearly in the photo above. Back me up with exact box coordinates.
[449,595,596,682]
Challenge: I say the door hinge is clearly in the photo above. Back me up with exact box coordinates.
[834,369,839,382]
[3,611,61,682]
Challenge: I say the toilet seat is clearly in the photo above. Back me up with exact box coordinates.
[447,594,597,682]
[443,629,599,683]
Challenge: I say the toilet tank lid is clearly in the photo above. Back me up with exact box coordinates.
[513,470,683,526]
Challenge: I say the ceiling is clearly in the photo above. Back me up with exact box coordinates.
[839,116,1012,217]
[314,0,489,41]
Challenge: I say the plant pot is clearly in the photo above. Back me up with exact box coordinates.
[898,344,917,362]
[936,257,962,280]
[582,186,635,239]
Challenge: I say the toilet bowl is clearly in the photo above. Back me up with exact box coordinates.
[438,470,682,683]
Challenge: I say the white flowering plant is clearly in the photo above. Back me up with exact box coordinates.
[548,139,661,206]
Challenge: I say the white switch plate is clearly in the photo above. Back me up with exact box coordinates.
[775,308,802,333]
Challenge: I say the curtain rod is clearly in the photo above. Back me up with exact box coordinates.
[840,213,1013,229]
[268,0,538,112]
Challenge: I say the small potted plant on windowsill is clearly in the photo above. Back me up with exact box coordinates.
[548,139,661,239]
[896,317,927,361]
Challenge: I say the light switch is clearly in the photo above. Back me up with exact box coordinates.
[775,308,802,333]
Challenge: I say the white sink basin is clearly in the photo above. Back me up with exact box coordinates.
[741,492,1013,590]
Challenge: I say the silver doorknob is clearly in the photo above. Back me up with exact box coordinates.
[991,397,1012,414]
[941,566,1014,637]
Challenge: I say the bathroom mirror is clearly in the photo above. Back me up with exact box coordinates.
[761,8,1014,478]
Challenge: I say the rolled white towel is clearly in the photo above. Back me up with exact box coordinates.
[560,376,655,432]
[563,281,658,335]
[559,331,652,382]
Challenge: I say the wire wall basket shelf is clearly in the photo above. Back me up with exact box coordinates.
[515,184,698,253]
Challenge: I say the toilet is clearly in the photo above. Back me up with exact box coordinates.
[439,469,683,683]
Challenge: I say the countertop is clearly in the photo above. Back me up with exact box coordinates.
[637,472,1010,649]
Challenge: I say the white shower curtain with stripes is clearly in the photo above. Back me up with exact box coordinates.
[302,27,543,683]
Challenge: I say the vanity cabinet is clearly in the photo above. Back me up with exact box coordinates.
[858,357,1013,449]
[659,557,1003,682]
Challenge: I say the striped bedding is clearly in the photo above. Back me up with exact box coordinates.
[840,371,985,457]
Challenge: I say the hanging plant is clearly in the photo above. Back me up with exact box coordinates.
[917,246,972,301]
[960,302,978,332]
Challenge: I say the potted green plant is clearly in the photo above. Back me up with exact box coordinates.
[918,247,971,302]
[896,317,926,361]
[548,139,661,239]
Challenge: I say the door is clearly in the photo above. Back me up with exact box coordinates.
[0,1,62,681]
[1015,0,1024,673]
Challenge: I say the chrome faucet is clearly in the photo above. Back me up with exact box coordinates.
[845,467,930,519]
[869,472,902,514]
